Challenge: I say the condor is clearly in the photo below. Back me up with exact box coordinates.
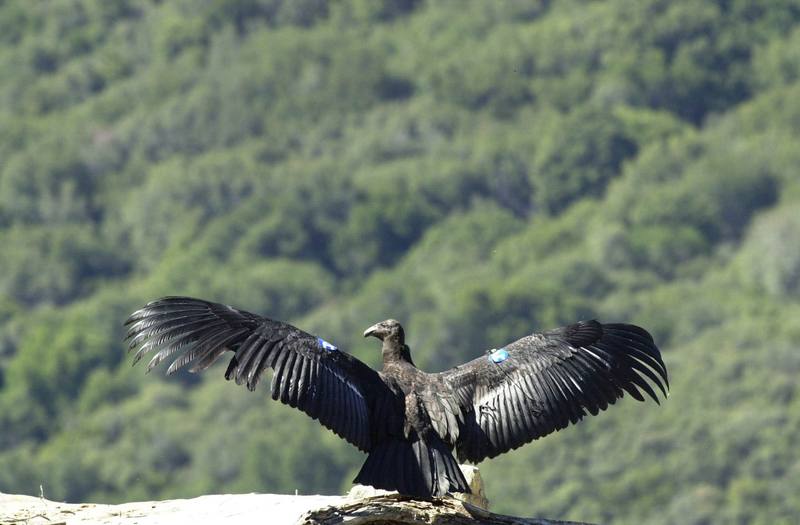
[126,297,668,497]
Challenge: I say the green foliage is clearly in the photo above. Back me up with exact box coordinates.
[531,106,639,214]
[735,205,800,298]
[0,224,128,305]
[1,1,800,523]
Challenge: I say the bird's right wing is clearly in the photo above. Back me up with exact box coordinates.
[125,296,386,452]
[439,320,668,463]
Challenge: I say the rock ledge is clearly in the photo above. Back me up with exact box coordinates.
[0,491,592,525]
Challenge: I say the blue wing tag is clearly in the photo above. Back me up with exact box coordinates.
[488,348,509,363]
[317,337,339,352]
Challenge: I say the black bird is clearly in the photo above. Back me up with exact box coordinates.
[125,296,668,497]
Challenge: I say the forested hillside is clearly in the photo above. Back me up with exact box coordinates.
[1,1,799,523]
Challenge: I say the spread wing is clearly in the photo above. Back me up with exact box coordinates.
[125,296,383,452]
[440,320,669,463]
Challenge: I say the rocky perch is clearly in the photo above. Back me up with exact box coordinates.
[0,468,594,525]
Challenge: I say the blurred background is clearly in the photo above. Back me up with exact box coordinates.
[1,0,799,523]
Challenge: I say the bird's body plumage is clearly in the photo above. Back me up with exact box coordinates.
[125,296,668,497]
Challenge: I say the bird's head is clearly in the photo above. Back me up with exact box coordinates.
[363,319,404,343]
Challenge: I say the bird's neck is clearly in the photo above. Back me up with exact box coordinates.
[381,336,414,368]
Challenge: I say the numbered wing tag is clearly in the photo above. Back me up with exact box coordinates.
[317,337,339,352]
[488,348,509,364]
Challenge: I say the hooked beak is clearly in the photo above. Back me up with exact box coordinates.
[363,322,381,338]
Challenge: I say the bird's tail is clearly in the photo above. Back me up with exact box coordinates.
[353,434,470,497]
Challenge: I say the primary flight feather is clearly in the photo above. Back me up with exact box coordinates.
[125,296,668,497]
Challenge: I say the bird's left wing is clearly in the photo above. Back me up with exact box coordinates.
[125,296,383,452]
[438,320,669,463]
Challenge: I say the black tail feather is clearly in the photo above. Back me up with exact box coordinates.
[354,436,469,497]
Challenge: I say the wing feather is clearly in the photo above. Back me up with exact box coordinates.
[505,389,525,441]
[561,356,603,415]
[125,296,383,452]
[317,363,334,426]
[440,320,669,462]
[164,322,237,374]
[285,353,302,406]
[281,351,298,403]
[270,343,292,400]
[296,356,311,407]
[235,331,270,385]
[189,328,248,373]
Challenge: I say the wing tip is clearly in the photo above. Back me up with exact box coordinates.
[599,322,669,400]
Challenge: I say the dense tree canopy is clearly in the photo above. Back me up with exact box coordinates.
[1,1,799,523]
